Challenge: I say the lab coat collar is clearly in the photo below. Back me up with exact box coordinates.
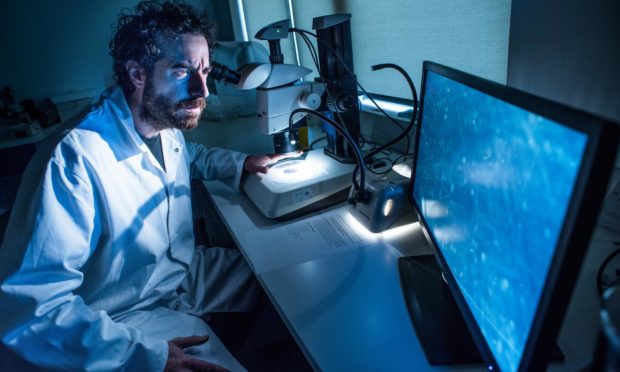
[100,86,183,177]
[97,86,145,163]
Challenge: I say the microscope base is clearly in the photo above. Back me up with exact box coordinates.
[242,149,355,219]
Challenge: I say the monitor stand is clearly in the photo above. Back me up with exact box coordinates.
[399,255,566,367]
[398,255,483,365]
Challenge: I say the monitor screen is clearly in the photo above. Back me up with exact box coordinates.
[411,62,617,371]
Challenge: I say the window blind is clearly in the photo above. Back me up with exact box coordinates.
[241,0,511,100]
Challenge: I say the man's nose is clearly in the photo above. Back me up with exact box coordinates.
[189,71,209,99]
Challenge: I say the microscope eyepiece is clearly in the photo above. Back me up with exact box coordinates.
[210,61,241,85]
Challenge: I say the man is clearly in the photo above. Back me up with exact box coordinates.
[0,1,290,370]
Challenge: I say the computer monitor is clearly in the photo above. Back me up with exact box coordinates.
[403,61,618,371]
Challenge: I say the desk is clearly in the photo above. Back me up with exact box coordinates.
[203,177,609,371]
[192,116,601,371]
[203,180,482,371]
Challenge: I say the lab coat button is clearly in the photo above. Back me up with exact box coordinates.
[174,148,179,152]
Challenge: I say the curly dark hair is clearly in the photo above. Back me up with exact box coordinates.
[109,0,217,95]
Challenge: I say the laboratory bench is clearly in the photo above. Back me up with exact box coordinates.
[202,179,452,371]
[188,116,609,371]
[204,181,610,371]
[201,177,609,371]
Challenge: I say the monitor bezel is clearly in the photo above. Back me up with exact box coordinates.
[408,61,619,371]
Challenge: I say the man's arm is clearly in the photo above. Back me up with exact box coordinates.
[187,141,301,188]
[0,156,168,371]
[187,142,249,190]
[242,152,301,174]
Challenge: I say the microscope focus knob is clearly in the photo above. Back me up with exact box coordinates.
[299,92,322,110]
[327,92,356,113]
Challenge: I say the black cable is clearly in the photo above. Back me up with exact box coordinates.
[292,27,417,186]
[362,145,394,175]
[366,156,394,175]
[290,28,417,180]
[295,28,408,139]
[289,108,370,203]
[352,63,418,182]
[360,138,392,157]
[291,28,319,75]
[393,153,414,165]
[370,144,393,157]
[360,93,408,148]
[291,29,318,64]
[290,27,316,38]
[392,153,415,172]
[362,142,390,160]
[597,246,620,295]
[291,28,352,138]
[363,64,418,160]
[290,28,320,74]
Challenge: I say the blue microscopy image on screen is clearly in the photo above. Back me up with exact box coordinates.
[413,71,587,372]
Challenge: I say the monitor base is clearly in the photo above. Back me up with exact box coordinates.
[398,255,483,365]
[399,255,565,367]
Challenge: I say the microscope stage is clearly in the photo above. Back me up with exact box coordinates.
[242,149,355,219]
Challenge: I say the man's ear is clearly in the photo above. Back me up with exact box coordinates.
[125,60,146,89]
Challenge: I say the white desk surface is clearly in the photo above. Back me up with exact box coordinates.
[202,180,433,273]
[203,180,483,371]
[261,244,479,371]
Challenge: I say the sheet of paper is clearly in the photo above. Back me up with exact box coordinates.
[242,208,374,274]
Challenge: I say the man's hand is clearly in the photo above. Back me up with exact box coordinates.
[244,151,303,174]
[164,335,229,372]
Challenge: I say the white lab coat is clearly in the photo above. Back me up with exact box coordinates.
[0,86,253,371]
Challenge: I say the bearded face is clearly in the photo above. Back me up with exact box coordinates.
[138,33,211,132]
[141,78,206,131]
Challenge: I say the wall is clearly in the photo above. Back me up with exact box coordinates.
[507,0,620,368]
[238,1,511,100]
[314,0,511,99]
[0,0,233,103]
[507,0,619,123]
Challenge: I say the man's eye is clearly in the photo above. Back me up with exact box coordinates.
[173,69,188,78]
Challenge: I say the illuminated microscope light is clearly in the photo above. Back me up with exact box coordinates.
[392,163,412,178]
[267,158,328,184]
[345,210,419,239]
[383,198,394,216]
